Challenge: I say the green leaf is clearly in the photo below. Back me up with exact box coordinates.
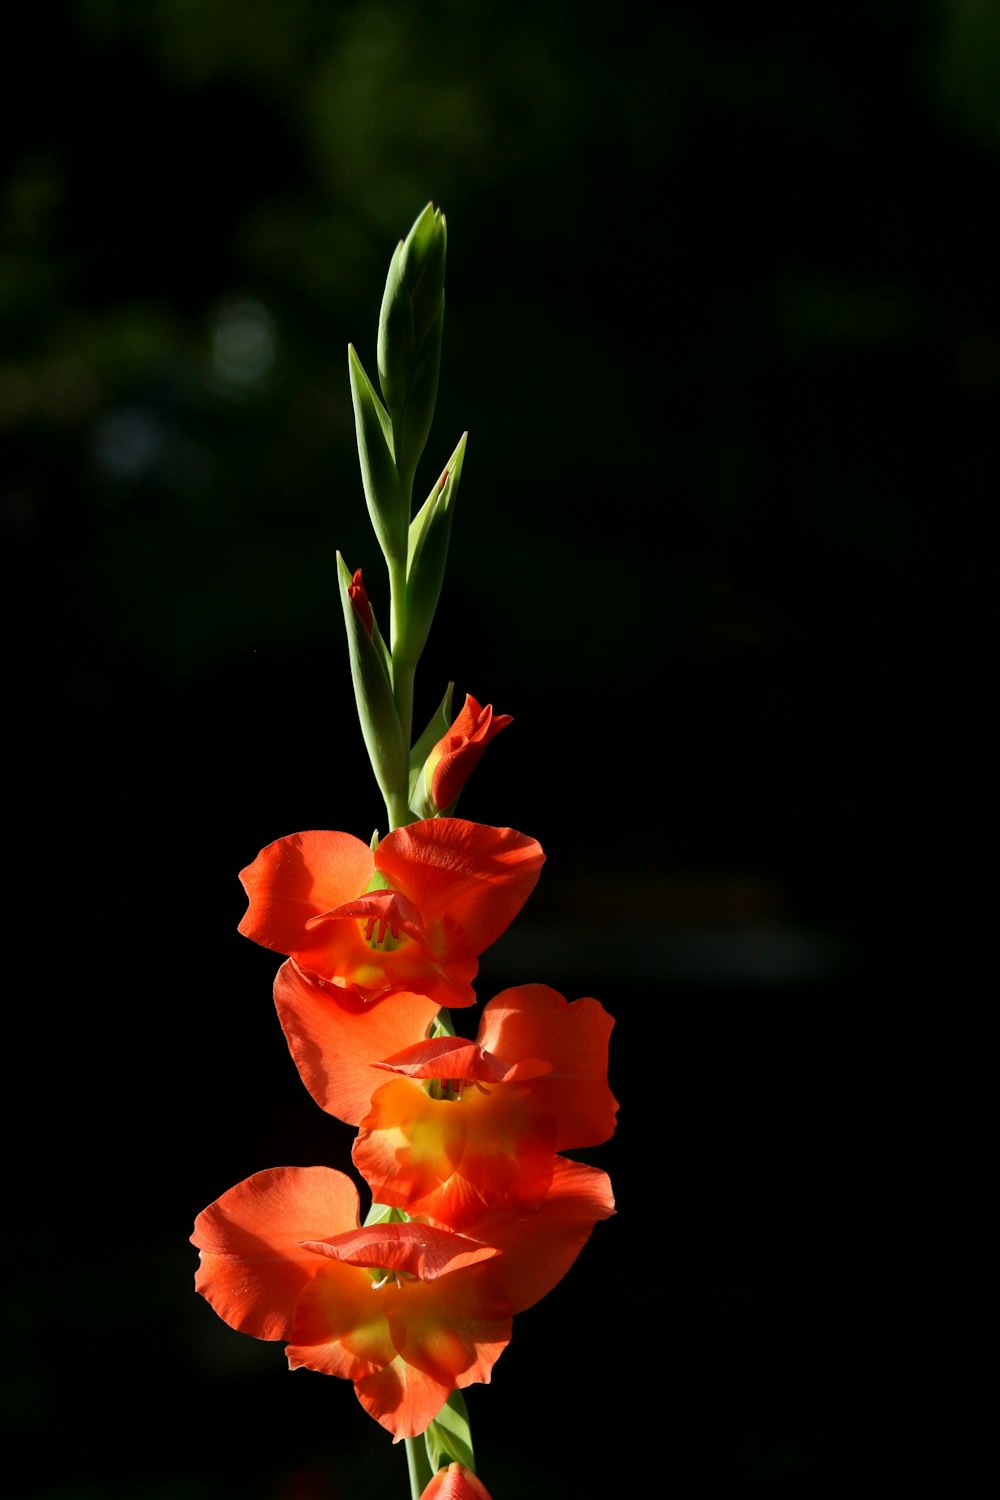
[407,680,454,808]
[404,432,467,666]
[423,1390,475,1473]
[337,551,408,808]
[349,344,405,565]
[393,299,444,494]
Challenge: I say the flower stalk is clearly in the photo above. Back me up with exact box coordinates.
[191,203,617,1500]
[344,202,463,830]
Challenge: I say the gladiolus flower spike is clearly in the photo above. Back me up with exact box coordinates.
[191,202,617,1500]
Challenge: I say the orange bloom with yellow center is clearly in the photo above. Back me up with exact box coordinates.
[191,1159,614,1440]
[238,817,544,1008]
[352,984,619,1229]
[272,965,617,1152]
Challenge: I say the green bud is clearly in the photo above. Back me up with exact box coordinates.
[348,344,405,565]
[337,551,408,810]
[363,1201,408,1227]
[377,202,447,493]
[427,1008,456,1039]
[403,432,467,666]
[407,681,454,811]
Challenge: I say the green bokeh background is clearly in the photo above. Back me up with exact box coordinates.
[4,2,985,1495]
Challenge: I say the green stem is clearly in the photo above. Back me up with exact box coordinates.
[385,526,418,832]
[385,785,415,833]
[388,550,414,711]
[406,1435,433,1500]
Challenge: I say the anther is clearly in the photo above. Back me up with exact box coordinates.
[364,913,400,947]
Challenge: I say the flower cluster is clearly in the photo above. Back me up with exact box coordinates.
[192,817,617,1444]
[190,204,617,1500]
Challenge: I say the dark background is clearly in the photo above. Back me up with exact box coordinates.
[3,1,986,1496]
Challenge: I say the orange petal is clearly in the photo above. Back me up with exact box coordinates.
[273,959,440,1125]
[307,887,430,947]
[353,1353,454,1441]
[439,1083,556,1221]
[354,1077,468,1205]
[191,1166,361,1340]
[301,1220,499,1280]
[375,819,544,955]
[476,985,619,1150]
[468,1158,616,1314]
[355,1077,556,1229]
[289,1251,511,1442]
[288,1259,396,1379]
[384,1273,512,1389]
[373,1036,526,1084]
[238,830,373,957]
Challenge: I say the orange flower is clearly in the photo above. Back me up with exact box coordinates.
[191,1159,614,1441]
[412,694,512,818]
[238,817,544,1008]
[353,985,619,1228]
[273,967,617,1148]
[421,1464,493,1500]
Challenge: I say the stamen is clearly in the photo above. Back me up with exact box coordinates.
[363,911,401,948]
[371,1272,391,1290]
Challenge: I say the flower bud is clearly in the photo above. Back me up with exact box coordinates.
[347,567,373,635]
[408,681,454,802]
[410,692,512,819]
[420,1463,493,1500]
[377,202,447,493]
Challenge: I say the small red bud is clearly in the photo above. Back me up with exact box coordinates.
[428,693,512,811]
[348,568,374,635]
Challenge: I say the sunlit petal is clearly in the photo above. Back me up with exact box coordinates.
[238,830,373,956]
[355,1077,556,1229]
[375,819,544,954]
[302,1220,499,1279]
[469,1158,616,1313]
[288,1260,395,1378]
[191,1166,360,1340]
[477,985,619,1149]
[273,959,440,1124]
[353,1353,453,1441]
